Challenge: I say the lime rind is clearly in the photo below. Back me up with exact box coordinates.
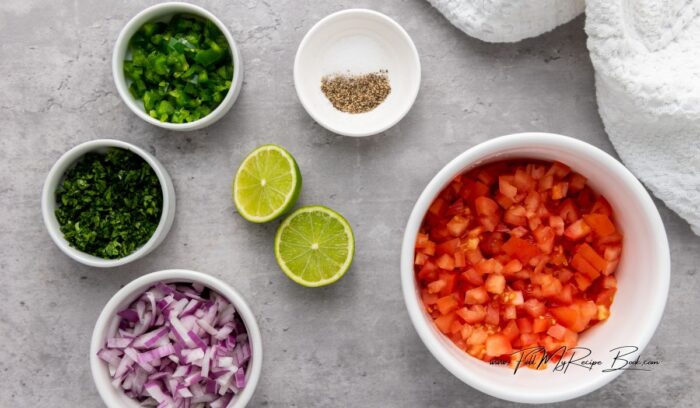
[233,144,301,223]
[274,206,355,287]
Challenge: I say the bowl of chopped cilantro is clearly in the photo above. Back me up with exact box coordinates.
[113,2,243,131]
[42,139,176,267]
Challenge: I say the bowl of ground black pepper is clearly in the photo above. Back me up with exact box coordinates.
[41,139,176,268]
[294,9,421,137]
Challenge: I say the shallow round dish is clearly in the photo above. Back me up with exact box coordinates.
[401,133,670,403]
[113,2,244,131]
[41,139,176,268]
[294,9,421,137]
[90,269,263,408]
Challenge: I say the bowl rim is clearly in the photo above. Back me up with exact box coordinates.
[89,269,263,408]
[400,132,670,403]
[293,8,421,137]
[112,1,244,131]
[41,139,176,268]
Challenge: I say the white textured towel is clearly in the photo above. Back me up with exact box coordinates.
[586,0,700,235]
[427,0,585,43]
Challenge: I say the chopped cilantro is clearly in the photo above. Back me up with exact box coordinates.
[55,148,163,259]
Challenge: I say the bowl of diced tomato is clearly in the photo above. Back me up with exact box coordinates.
[401,133,669,404]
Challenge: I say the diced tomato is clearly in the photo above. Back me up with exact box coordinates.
[577,243,607,272]
[504,205,528,227]
[502,236,539,264]
[550,305,590,333]
[538,174,554,191]
[416,160,622,369]
[551,182,569,200]
[532,316,551,333]
[461,180,489,200]
[475,258,503,275]
[485,274,506,294]
[516,318,533,334]
[514,168,536,191]
[591,196,613,217]
[436,253,455,271]
[435,312,457,334]
[602,275,617,289]
[499,176,518,199]
[571,253,600,280]
[458,324,473,341]
[502,320,520,342]
[551,283,573,305]
[520,333,539,347]
[422,240,436,256]
[533,226,555,254]
[547,324,567,340]
[523,299,546,318]
[502,259,523,275]
[453,250,466,268]
[436,295,459,315]
[484,304,500,326]
[467,326,489,346]
[461,268,484,286]
[479,232,505,257]
[558,199,579,224]
[549,215,565,236]
[465,287,489,305]
[449,320,463,335]
[427,279,446,294]
[457,305,486,324]
[604,245,622,261]
[485,334,513,357]
[429,198,446,216]
[436,238,460,256]
[574,273,593,291]
[548,161,571,178]
[596,288,616,308]
[421,288,438,304]
[540,274,563,298]
[503,305,517,320]
[568,173,587,191]
[564,219,592,241]
[417,261,438,281]
[447,215,470,237]
[583,213,616,237]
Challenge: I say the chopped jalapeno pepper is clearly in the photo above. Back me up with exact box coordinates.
[124,14,233,123]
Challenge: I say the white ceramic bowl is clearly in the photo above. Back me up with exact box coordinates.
[113,2,244,131]
[90,269,263,408]
[294,9,421,137]
[401,133,670,403]
[41,139,176,268]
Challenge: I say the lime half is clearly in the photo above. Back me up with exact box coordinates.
[233,145,301,223]
[274,206,355,287]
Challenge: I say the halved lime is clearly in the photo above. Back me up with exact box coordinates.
[274,206,355,287]
[233,145,301,223]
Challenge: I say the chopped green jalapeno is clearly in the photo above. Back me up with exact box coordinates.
[124,14,234,123]
[55,148,163,259]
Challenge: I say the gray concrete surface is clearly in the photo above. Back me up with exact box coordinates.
[1,1,698,407]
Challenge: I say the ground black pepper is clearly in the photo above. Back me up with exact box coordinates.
[320,70,391,114]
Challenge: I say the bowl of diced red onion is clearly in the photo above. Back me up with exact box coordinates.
[90,269,262,408]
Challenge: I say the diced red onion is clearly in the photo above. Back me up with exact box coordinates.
[98,282,251,407]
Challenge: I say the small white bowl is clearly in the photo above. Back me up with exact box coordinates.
[90,269,263,408]
[113,2,244,131]
[41,139,176,268]
[294,9,421,137]
[401,133,670,403]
